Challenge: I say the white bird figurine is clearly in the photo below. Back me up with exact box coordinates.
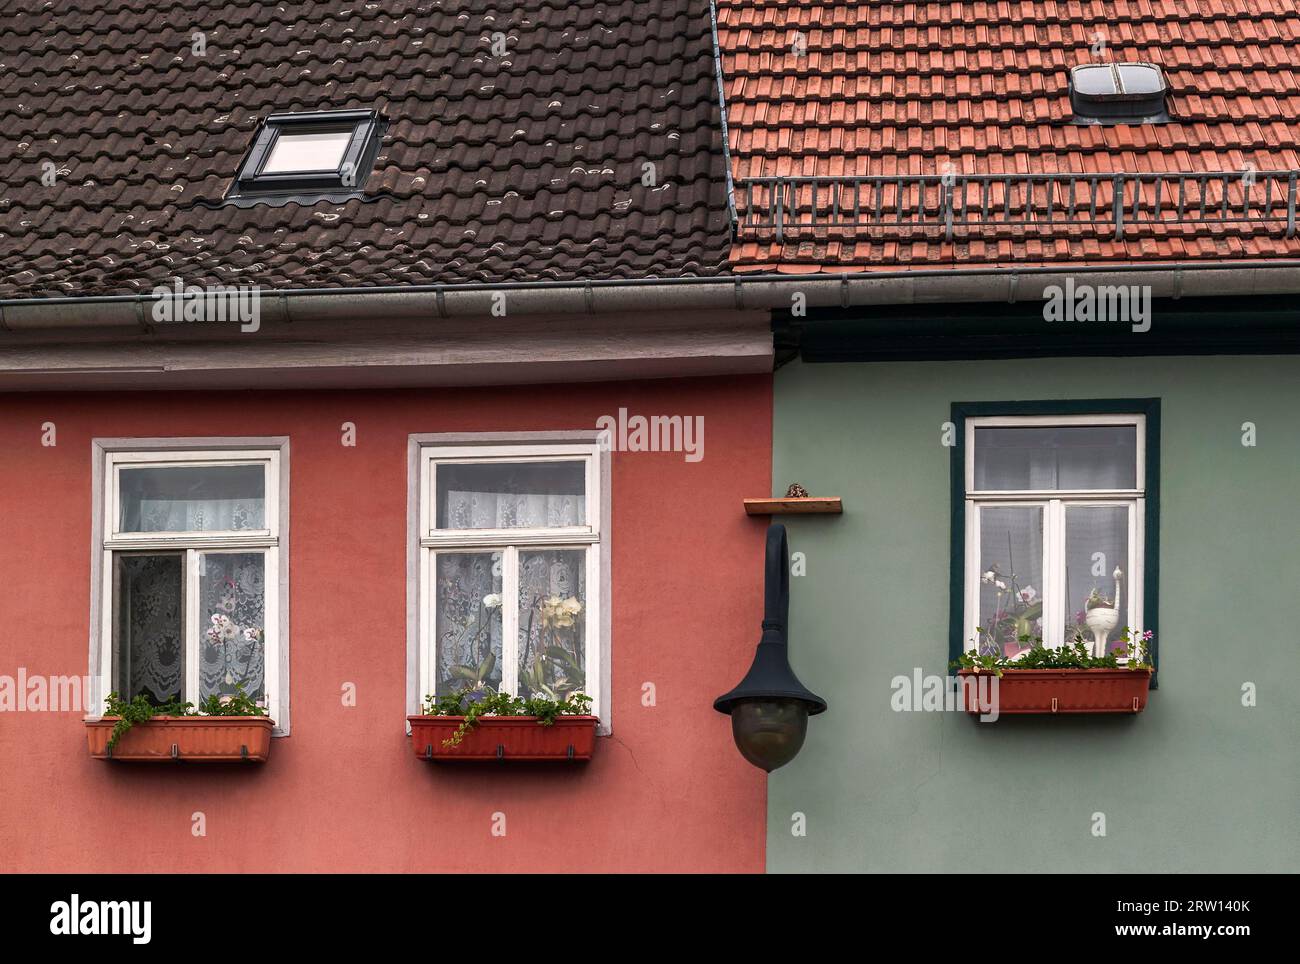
[1084,567,1124,658]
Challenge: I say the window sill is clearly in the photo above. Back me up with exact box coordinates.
[407,715,598,763]
[957,667,1152,716]
[86,716,274,762]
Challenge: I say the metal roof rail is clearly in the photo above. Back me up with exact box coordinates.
[737,171,1300,242]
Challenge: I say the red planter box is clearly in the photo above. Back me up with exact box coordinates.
[958,668,1152,716]
[86,716,274,762]
[408,714,598,762]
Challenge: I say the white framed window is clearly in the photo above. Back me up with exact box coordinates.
[89,439,289,732]
[963,414,1145,659]
[409,433,610,732]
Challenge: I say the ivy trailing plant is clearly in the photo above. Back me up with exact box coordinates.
[421,688,593,747]
[102,685,267,751]
[952,628,1154,677]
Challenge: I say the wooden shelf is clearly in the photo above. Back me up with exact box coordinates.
[744,497,843,516]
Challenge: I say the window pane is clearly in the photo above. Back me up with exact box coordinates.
[973,425,1137,491]
[114,554,184,703]
[1117,64,1164,95]
[119,464,265,533]
[1072,65,1117,96]
[435,553,504,697]
[263,130,352,173]
[977,506,1043,657]
[436,461,585,529]
[517,549,586,701]
[1065,506,1131,653]
[199,552,265,703]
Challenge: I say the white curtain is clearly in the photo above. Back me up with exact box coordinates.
[975,426,1136,491]
[199,553,266,702]
[435,552,504,696]
[1063,505,1130,646]
[978,505,1044,655]
[438,462,584,529]
[118,554,184,703]
[120,465,265,532]
[517,549,586,700]
[441,490,581,528]
[132,497,262,532]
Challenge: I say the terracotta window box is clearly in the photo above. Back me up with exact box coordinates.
[86,716,275,762]
[958,668,1152,716]
[408,714,598,762]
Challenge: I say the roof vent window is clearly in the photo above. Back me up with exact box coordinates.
[1070,63,1169,124]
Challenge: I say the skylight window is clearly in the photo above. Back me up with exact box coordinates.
[262,130,354,174]
[1070,63,1169,124]
[227,109,385,203]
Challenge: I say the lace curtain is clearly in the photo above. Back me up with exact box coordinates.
[517,549,586,701]
[435,553,504,695]
[131,498,262,532]
[115,552,265,705]
[119,464,265,532]
[200,553,265,701]
[118,555,184,703]
[433,549,587,701]
[437,462,583,529]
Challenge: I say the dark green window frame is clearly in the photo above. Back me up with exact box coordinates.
[948,398,1161,686]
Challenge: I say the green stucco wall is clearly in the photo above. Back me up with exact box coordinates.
[770,355,1300,873]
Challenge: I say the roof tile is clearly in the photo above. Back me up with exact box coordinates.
[719,0,1300,270]
[0,0,730,297]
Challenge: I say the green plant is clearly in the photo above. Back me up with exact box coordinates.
[1085,588,1115,610]
[102,685,267,751]
[421,687,593,747]
[976,565,1041,656]
[194,687,265,717]
[953,629,1154,676]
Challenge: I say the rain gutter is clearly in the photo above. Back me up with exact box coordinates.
[4,262,1300,331]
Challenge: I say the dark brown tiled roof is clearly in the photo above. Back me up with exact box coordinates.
[718,0,1300,271]
[0,0,731,298]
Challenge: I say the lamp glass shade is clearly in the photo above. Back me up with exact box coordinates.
[730,698,809,772]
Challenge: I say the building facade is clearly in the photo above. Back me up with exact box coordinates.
[3,0,1300,876]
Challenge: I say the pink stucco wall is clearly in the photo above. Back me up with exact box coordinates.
[0,376,770,872]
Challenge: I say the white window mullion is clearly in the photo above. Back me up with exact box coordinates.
[185,548,201,705]
[1130,500,1144,653]
[501,545,520,696]
[1044,499,1065,649]
[263,545,279,714]
[99,551,114,706]
[419,548,433,707]
[965,501,980,651]
[585,545,600,713]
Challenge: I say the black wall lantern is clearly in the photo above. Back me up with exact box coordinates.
[714,524,827,771]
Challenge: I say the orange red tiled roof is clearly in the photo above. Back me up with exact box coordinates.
[717,0,1300,271]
